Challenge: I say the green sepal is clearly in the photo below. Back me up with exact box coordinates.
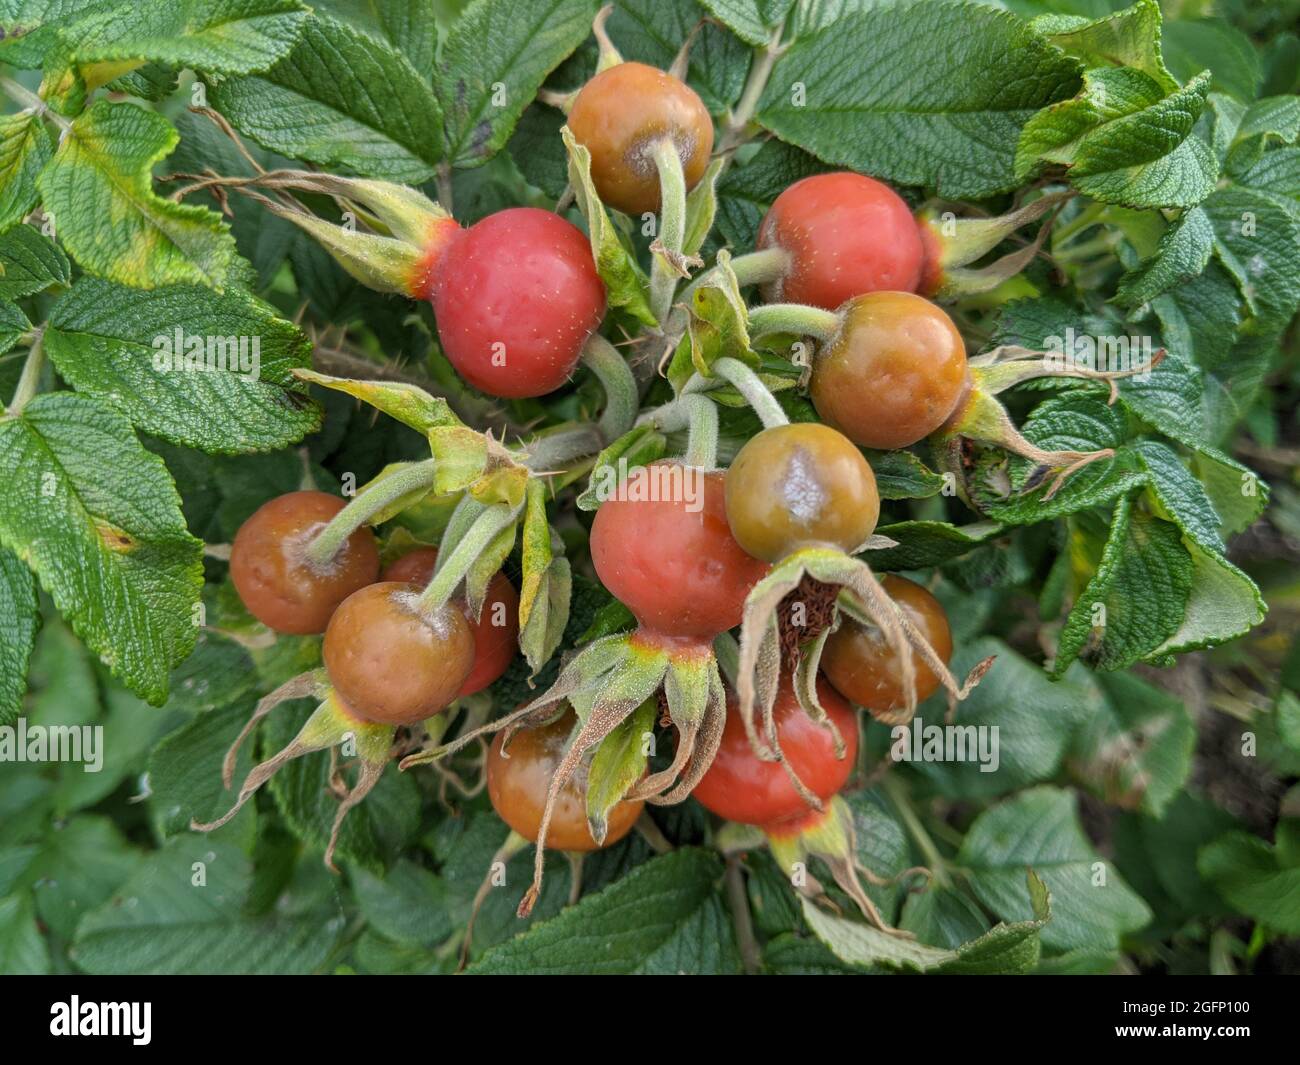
[562,126,656,326]
[427,426,528,506]
[667,251,759,394]
[576,423,668,511]
[518,479,571,675]
[293,368,463,433]
[586,697,657,845]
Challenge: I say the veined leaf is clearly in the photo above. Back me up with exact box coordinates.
[0,393,203,704]
[1114,205,1213,306]
[211,13,444,182]
[1034,0,1178,94]
[0,547,38,724]
[756,2,1081,198]
[0,109,52,232]
[698,0,792,47]
[46,277,320,454]
[37,102,239,289]
[0,223,71,299]
[437,0,595,168]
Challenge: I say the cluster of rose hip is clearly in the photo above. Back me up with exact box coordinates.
[212,52,1007,927]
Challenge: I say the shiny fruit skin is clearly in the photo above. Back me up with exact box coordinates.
[322,582,475,726]
[757,172,924,310]
[822,575,953,712]
[230,491,379,635]
[589,461,770,640]
[431,207,606,398]
[382,547,520,696]
[724,423,879,562]
[567,62,714,216]
[691,679,858,827]
[487,708,643,851]
[810,291,968,450]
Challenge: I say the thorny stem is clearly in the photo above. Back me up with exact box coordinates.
[7,329,46,415]
[649,137,688,324]
[746,302,840,342]
[580,333,638,443]
[881,775,951,889]
[304,460,437,567]
[518,423,605,472]
[712,357,788,429]
[0,76,70,133]
[725,854,762,975]
[418,503,521,612]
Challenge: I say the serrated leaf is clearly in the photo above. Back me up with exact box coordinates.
[0,547,38,724]
[0,223,70,299]
[1054,497,1192,674]
[1036,0,1177,94]
[801,870,1051,974]
[908,638,1097,800]
[468,848,741,974]
[587,697,655,841]
[864,448,944,500]
[562,126,655,324]
[45,277,320,453]
[1115,205,1213,306]
[1150,537,1264,658]
[1134,439,1224,552]
[352,860,453,948]
[1162,16,1261,103]
[0,299,28,357]
[1198,832,1300,935]
[37,101,238,289]
[698,0,791,47]
[756,2,1081,199]
[72,836,343,974]
[293,368,462,433]
[0,393,203,704]
[866,519,1002,570]
[41,0,308,101]
[1202,186,1300,330]
[0,109,52,231]
[958,786,1151,952]
[437,0,595,168]
[210,13,443,182]
[1069,670,1194,818]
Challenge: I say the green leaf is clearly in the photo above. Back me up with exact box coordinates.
[0,109,52,231]
[801,870,1051,974]
[0,894,47,974]
[1054,497,1192,674]
[352,859,453,948]
[1202,186,1300,330]
[146,700,256,836]
[867,519,1002,570]
[958,786,1152,952]
[0,548,37,724]
[311,0,436,81]
[698,0,791,47]
[72,836,343,974]
[1035,0,1177,94]
[437,0,595,168]
[17,816,140,940]
[1150,537,1264,658]
[1068,670,1195,818]
[1198,832,1300,935]
[562,126,655,325]
[576,423,666,512]
[0,0,128,68]
[1114,205,1213,306]
[1135,439,1224,552]
[210,13,444,182]
[46,277,320,453]
[1162,17,1261,103]
[37,101,239,289]
[865,448,944,500]
[42,0,308,88]
[587,698,656,841]
[293,368,462,433]
[756,2,1081,199]
[467,848,742,974]
[0,393,203,704]
[907,638,1097,800]
[0,223,71,299]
